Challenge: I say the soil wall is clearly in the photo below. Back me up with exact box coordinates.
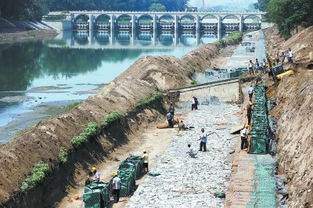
[270,70,313,208]
[0,43,220,207]
[265,25,313,207]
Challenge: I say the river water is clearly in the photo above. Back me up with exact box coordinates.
[0,31,221,143]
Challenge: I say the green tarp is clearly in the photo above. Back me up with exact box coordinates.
[83,182,111,208]
[249,84,269,154]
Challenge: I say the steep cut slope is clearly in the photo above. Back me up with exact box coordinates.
[265,25,313,207]
[265,25,313,64]
[270,70,313,208]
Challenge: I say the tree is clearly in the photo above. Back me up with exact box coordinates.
[266,0,313,39]
[254,0,270,12]
[149,3,166,11]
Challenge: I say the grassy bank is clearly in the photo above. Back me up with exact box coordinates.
[0,29,57,44]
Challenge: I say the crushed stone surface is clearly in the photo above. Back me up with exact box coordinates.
[126,103,240,208]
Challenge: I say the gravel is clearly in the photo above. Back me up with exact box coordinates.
[126,103,240,208]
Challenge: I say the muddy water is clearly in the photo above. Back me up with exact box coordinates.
[0,31,221,143]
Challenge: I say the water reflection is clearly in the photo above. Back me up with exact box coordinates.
[0,31,221,138]
[50,31,221,49]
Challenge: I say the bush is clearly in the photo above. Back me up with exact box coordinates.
[135,92,164,108]
[191,80,198,85]
[66,102,81,110]
[58,147,68,164]
[21,161,50,192]
[71,122,100,148]
[103,111,122,126]
[217,32,243,48]
[217,40,226,48]
[43,15,66,21]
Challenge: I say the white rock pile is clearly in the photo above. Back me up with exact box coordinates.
[126,103,240,208]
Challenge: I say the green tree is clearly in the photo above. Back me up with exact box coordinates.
[266,0,313,38]
[254,0,270,12]
[149,3,166,11]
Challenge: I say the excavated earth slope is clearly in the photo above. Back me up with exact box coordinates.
[265,25,313,64]
[0,43,220,206]
[265,26,313,207]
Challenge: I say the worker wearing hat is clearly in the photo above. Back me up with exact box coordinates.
[143,151,149,173]
[91,167,100,183]
[112,172,121,203]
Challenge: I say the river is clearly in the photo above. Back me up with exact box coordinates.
[0,31,222,143]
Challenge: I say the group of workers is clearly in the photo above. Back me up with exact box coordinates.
[187,128,220,158]
[165,97,221,158]
[85,151,149,203]
[166,96,199,128]
[273,48,294,65]
[248,58,268,75]
[241,85,255,152]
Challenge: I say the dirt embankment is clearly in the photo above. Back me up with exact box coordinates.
[0,43,222,207]
[265,25,313,64]
[265,26,313,207]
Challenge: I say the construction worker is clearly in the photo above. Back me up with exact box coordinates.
[112,172,121,203]
[187,144,198,158]
[287,48,294,63]
[166,112,174,128]
[168,103,175,116]
[199,128,219,152]
[143,151,149,173]
[178,120,187,131]
[255,58,260,73]
[247,101,253,125]
[191,96,198,110]
[91,167,100,183]
[248,60,254,75]
[240,124,249,150]
[248,85,254,101]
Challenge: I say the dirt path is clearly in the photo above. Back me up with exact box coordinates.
[57,113,187,208]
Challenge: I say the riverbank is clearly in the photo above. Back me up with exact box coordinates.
[0,31,245,207]
[0,29,57,44]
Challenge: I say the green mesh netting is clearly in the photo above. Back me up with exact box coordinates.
[83,156,143,207]
[249,84,269,154]
[83,182,110,208]
[117,167,136,197]
[112,155,144,197]
[119,155,144,179]
[247,155,277,208]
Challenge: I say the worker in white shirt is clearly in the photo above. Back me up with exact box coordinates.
[240,124,249,150]
[143,151,149,173]
[187,144,197,158]
[91,167,100,183]
[199,128,219,152]
[287,48,293,63]
[248,85,254,101]
[112,172,121,203]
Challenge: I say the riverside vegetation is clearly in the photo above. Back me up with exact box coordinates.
[255,0,313,38]
[19,91,163,193]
